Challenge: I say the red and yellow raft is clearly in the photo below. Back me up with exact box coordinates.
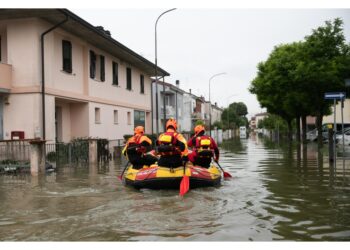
[123,163,222,189]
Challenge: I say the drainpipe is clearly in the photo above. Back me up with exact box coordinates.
[41,16,68,140]
[151,80,154,134]
[162,76,166,131]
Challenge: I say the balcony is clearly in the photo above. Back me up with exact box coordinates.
[0,63,12,92]
[160,105,175,119]
[192,112,204,120]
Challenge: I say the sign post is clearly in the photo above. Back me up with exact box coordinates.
[324,92,346,164]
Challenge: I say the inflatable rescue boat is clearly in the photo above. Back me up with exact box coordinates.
[122,163,222,189]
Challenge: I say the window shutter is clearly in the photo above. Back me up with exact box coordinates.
[100,55,105,82]
[127,67,132,90]
[62,40,72,73]
[112,62,118,85]
[90,50,96,79]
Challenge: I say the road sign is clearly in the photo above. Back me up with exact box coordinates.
[324,92,346,100]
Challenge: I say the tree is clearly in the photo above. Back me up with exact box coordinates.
[250,43,305,140]
[250,18,350,145]
[297,18,350,146]
[221,102,248,129]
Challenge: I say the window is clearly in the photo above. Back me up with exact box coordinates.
[113,110,118,124]
[89,50,105,82]
[95,107,101,124]
[140,74,144,94]
[126,67,132,90]
[127,111,131,125]
[112,61,118,85]
[90,50,96,79]
[134,110,145,127]
[62,40,72,73]
[100,55,105,82]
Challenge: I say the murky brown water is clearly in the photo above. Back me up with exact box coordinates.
[1,135,350,241]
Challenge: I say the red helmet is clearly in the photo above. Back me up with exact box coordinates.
[134,126,144,135]
[166,118,177,130]
[194,125,205,135]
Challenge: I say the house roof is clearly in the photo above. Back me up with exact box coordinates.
[156,81,186,94]
[0,9,170,77]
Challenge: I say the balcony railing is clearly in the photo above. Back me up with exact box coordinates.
[160,105,175,119]
[0,63,12,91]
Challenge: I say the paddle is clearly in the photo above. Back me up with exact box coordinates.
[214,160,232,179]
[179,160,189,196]
[118,161,130,181]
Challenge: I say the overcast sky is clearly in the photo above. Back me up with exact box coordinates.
[72,8,350,117]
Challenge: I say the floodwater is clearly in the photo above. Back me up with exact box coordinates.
[0,135,350,241]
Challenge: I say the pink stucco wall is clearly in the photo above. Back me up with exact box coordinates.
[1,17,153,141]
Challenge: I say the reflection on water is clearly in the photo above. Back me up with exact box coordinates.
[0,135,350,241]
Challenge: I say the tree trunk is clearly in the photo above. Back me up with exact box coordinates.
[296,115,301,144]
[316,111,323,148]
[287,120,293,141]
[301,115,307,144]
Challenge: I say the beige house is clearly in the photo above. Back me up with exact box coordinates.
[0,9,169,142]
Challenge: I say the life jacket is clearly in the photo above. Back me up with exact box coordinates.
[195,135,214,158]
[157,131,181,156]
[126,134,146,155]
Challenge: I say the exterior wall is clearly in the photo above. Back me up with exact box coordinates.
[0,24,8,63]
[50,31,85,94]
[89,102,134,140]
[255,114,268,128]
[182,93,195,132]
[2,17,154,141]
[3,93,41,140]
[5,18,42,87]
[0,63,12,90]
[70,102,89,139]
[323,99,350,124]
[152,82,185,133]
[211,106,222,124]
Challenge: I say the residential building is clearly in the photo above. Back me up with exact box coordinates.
[0,9,169,142]
[323,99,350,125]
[254,112,269,130]
[204,101,223,127]
[249,116,257,130]
[182,90,197,132]
[152,80,184,133]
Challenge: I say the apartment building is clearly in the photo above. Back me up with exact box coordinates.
[0,9,169,142]
[152,80,184,133]
[203,101,223,127]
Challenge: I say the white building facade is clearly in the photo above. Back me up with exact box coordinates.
[0,9,169,142]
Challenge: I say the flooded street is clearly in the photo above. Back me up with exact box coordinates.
[1,136,350,241]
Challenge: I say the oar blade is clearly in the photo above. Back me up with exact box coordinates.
[179,175,190,196]
[223,171,232,178]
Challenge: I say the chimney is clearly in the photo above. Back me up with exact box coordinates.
[189,88,192,94]
[215,102,217,107]
[95,26,111,36]
[176,80,180,88]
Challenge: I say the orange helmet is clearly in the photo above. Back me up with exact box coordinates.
[194,125,205,135]
[166,118,177,130]
[134,126,144,135]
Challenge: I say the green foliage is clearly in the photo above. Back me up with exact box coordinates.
[46,138,89,164]
[195,120,205,126]
[249,18,350,141]
[258,114,289,132]
[0,159,20,164]
[221,102,249,129]
[212,120,223,129]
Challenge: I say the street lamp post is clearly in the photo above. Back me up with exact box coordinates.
[154,8,176,136]
[209,72,226,136]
